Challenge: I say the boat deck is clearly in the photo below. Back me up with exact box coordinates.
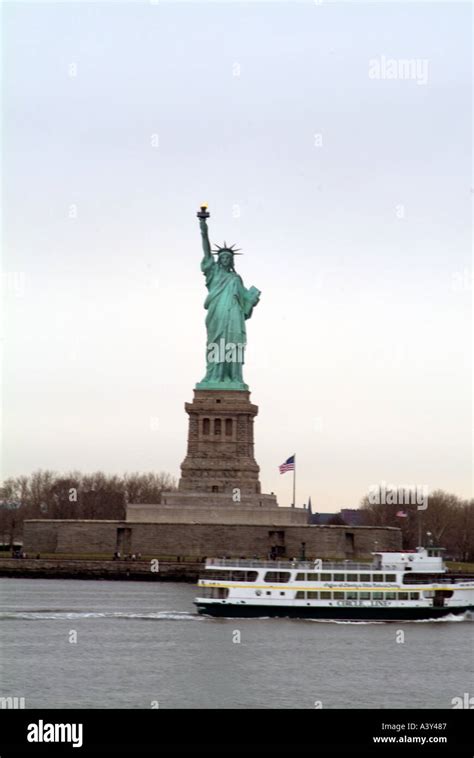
[205,558,374,571]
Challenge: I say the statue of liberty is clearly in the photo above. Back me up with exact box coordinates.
[196,204,261,390]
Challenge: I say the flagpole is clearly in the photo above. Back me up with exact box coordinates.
[293,453,296,507]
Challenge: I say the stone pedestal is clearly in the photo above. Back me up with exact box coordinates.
[178,389,262,496]
[130,389,309,525]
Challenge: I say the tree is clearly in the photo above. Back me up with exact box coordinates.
[0,470,177,538]
[359,489,473,559]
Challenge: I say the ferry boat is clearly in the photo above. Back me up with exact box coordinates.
[194,547,474,620]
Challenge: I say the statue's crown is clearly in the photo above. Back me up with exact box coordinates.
[212,241,243,256]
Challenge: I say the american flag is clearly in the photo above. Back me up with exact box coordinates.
[279,455,295,474]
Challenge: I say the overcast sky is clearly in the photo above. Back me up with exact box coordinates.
[3,1,472,511]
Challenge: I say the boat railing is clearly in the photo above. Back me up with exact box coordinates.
[205,558,374,570]
[403,575,474,585]
[320,561,374,570]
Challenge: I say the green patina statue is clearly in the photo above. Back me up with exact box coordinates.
[196,205,261,390]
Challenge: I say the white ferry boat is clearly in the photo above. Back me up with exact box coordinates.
[194,547,474,620]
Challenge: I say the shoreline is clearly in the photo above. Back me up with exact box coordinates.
[0,558,200,582]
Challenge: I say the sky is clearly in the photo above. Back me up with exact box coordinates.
[2,1,472,511]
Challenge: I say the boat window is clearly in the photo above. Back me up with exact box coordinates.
[423,591,435,598]
[385,574,396,582]
[296,591,305,599]
[266,591,271,596]
[346,591,357,600]
[347,574,358,582]
[229,571,258,582]
[402,573,425,584]
[200,587,229,599]
[320,591,331,599]
[359,574,371,582]
[360,592,370,600]
[320,573,332,581]
[203,571,230,581]
[280,592,285,596]
[296,573,306,580]
[333,573,345,581]
[264,571,291,583]
[410,592,419,600]
[333,592,344,599]
[306,573,320,581]
[308,591,319,599]
[373,592,383,599]
[386,592,396,600]
[398,592,409,600]
[372,574,383,582]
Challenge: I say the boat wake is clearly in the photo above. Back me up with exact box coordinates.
[411,611,473,623]
[0,610,201,622]
[307,611,474,625]
[213,612,473,625]
[306,618,385,625]
[2,610,471,623]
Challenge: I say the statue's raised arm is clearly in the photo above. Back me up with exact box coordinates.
[200,218,211,258]
[197,204,212,259]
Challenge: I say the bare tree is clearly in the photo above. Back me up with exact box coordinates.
[0,469,177,539]
[359,489,473,559]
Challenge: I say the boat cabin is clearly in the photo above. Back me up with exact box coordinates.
[372,546,445,573]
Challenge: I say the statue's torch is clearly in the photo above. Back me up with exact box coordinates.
[197,202,210,220]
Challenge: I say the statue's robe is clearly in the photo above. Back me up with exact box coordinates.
[199,255,260,387]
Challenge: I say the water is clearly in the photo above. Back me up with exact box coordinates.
[1,578,473,709]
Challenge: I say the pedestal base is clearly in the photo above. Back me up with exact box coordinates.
[127,500,309,525]
[152,387,305,523]
[179,389,261,495]
[195,380,249,391]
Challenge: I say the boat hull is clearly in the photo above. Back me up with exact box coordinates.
[194,602,474,621]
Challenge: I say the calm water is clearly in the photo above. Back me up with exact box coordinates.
[1,578,473,709]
